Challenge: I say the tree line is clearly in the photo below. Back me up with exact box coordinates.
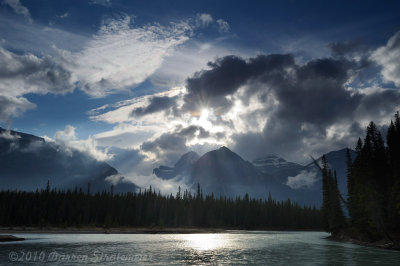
[321,112,400,242]
[0,183,321,230]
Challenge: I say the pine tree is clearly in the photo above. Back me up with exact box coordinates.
[345,114,400,241]
[387,112,400,231]
[320,157,346,234]
[321,155,331,231]
[346,148,356,224]
[329,171,346,233]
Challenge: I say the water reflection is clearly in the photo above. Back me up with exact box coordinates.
[177,234,231,264]
[1,232,400,265]
[182,234,229,251]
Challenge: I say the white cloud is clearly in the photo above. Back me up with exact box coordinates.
[216,19,230,33]
[0,47,73,96]
[63,15,192,97]
[100,145,191,194]
[0,128,20,140]
[94,123,160,149]
[0,14,193,122]
[0,47,73,121]
[90,87,183,124]
[2,0,32,22]
[286,170,318,189]
[90,88,185,153]
[54,125,76,142]
[0,15,89,55]
[197,13,213,26]
[105,174,130,185]
[371,31,400,87]
[57,12,69,19]
[0,13,235,122]
[151,39,246,87]
[0,95,35,121]
[126,173,191,195]
[89,0,112,7]
[54,125,113,161]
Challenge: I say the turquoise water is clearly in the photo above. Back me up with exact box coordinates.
[0,231,399,265]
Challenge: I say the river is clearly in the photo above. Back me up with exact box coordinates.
[0,231,399,265]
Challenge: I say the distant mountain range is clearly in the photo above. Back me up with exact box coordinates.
[154,146,356,206]
[0,126,355,206]
[153,151,199,180]
[0,127,137,193]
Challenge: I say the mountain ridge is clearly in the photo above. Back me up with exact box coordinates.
[152,146,355,206]
[0,127,137,193]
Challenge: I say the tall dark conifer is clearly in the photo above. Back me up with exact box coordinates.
[321,155,330,231]
[346,148,356,224]
[345,113,400,241]
[329,171,346,233]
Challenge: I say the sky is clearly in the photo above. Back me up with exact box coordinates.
[1,0,400,189]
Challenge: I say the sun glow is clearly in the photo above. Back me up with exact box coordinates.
[186,108,226,146]
[182,234,229,251]
[198,108,212,130]
[191,108,223,133]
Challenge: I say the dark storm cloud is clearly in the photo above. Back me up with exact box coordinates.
[186,53,360,125]
[178,125,210,139]
[274,58,362,125]
[181,52,398,162]
[328,40,363,56]
[182,54,361,126]
[232,87,400,162]
[297,58,352,81]
[130,96,177,117]
[133,45,399,163]
[357,89,400,115]
[232,114,328,162]
[141,132,188,164]
[182,54,294,112]
[130,54,295,115]
[140,125,213,164]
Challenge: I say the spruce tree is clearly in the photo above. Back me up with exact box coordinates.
[321,157,346,234]
[346,114,400,240]
[321,155,331,232]
[346,148,356,224]
[329,171,346,233]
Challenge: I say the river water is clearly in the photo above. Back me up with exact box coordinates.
[0,231,399,265]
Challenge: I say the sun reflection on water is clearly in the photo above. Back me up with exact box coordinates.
[182,234,229,251]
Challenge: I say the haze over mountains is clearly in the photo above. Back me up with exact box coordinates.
[154,147,355,206]
[0,127,137,193]
[1,127,354,206]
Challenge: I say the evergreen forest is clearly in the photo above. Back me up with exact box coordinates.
[0,184,321,230]
[321,112,400,244]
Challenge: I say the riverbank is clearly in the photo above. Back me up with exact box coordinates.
[0,226,322,235]
[0,227,226,234]
[328,231,400,251]
[0,235,25,242]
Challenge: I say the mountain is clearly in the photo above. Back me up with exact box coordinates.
[253,155,304,183]
[254,149,355,195]
[152,147,355,206]
[185,147,311,203]
[189,147,265,194]
[153,151,199,180]
[0,127,137,193]
[303,148,357,197]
